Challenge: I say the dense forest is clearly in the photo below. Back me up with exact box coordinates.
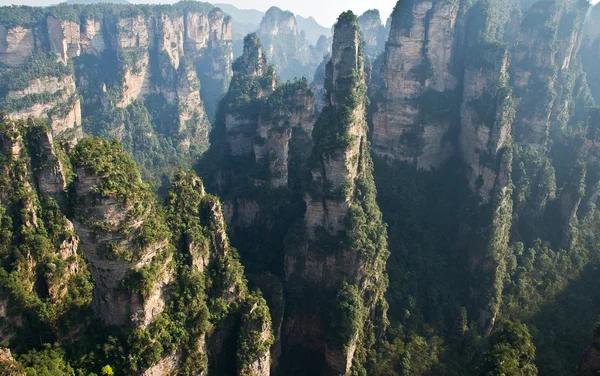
[0,0,600,375]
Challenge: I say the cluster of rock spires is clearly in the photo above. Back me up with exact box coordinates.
[2,0,600,374]
[0,3,232,136]
[0,115,273,375]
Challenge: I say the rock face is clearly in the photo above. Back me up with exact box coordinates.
[511,0,588,149]
[582,4,600,104]
[459,44,513,203]
[358,9,387,60]
[0,25,35,67]
[0,116,92,345]
[69,139,173,328]
[257,7,328,82]
[0,118,273,375]
[0,2,234,184]
[3,70,83,141]
[372,0,460,170]
[282,12,389,375]
[255,79,315,188]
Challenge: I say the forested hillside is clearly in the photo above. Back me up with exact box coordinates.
[1,0,600,375]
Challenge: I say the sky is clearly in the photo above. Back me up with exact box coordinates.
[0,0,397,27]
[0,0,598,27]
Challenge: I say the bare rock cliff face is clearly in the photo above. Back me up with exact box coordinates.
[70,160,173,328]
[459,45,513,203]
[373,0,460,170]
[358,9,387,60]
[511,1,589,149]
[0,25,35,67]
[257,6,326,82]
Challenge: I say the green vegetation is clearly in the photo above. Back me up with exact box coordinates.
[237,291,274,373]
[480,321,537,375]
[18,344,75,376]
[0,116,92,330]
[0,54,73,97]
[328,282,363,349]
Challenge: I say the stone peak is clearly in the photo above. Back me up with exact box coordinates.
[264,6,295,19]
[239,33,268,76]
[260,6,298,36]
[358,9,382,23]
[325,10,363,101]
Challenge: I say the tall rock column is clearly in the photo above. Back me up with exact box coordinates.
[372,0,460,170]
[283,12,389,375]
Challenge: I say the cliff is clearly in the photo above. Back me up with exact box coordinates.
[581,3,600,104]
[0,2,233,187]
[282,12,389,375]
[372,0,461,170]
[0,114,272,375]
[257,7,329,82]
[358,9,387,60]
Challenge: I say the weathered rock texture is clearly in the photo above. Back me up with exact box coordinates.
[372,0,460,170]
[0,2,233,164]
[358,9,387,60]
[511,0,589,150]
[257,7,329,82]
[0,119,273,375]
[282,12,389,375]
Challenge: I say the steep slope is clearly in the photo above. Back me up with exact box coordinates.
[581,3,600,104]
[282,12,389,375]
[372,0,461,170]
[0,2,234,189]
[358,9,387,60]
[257,7,329,82]
[370,0,600,373]
[0,115,272,376]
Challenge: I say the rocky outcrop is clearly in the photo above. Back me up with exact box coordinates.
[0,117,92,345]
[4,72,83,141]
[372,0,460,169]
[255,78,315,188]
[511,1,589,149]
[282,12,389,375]
[238,294,273,376]
[358,9,387,60]
[257,7,327,82]
[70,139,173,328]
[29,128,67,202]
[0,2,233,153]
[0,25,35,67]
[582,4,600,104]
[223,34,276,158]
[0,348,24,375]
[459,44,513,203]
[47,16,81,63]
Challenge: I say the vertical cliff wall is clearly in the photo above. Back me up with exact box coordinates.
[282,12,389,375]
[372,0,461,170]
[257,6,329,82]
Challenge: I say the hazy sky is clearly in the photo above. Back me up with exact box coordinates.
[0,0,397,27]
[0,0,598,27]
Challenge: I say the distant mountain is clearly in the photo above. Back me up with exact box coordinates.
[214,3,264,25]
[215,3,330,45]
[296,15,331,44]
[64,0,130,4]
